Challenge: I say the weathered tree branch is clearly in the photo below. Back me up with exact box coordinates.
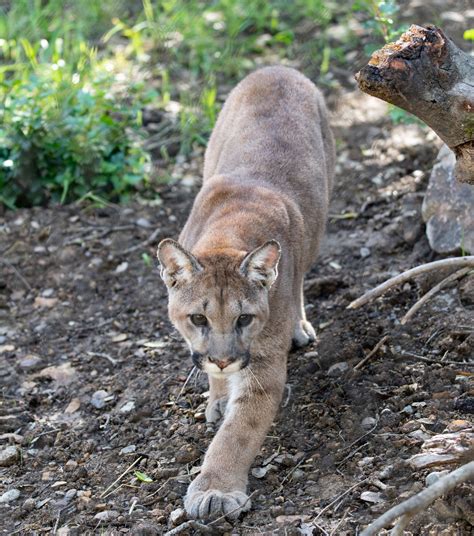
[360,461,474,536]
[356,25,474,184]
[347,256,474,310]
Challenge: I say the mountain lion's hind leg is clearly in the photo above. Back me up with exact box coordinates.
[292,278,316,348]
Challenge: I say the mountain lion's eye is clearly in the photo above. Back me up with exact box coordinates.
[190,314,208,327]
[237,314,253,328]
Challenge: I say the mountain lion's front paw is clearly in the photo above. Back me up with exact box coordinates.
[292,319,316,348]
[205,397,228,423]
[185,488,251,520]
[185,474,251,520]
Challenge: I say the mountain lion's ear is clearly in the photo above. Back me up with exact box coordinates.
[240,240,281,288]
[157,239,202,288]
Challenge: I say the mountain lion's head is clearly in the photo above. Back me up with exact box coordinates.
[157,239,281,377]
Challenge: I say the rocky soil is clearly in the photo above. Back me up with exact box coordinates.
[1,86,473,535]
[1,3,474,534]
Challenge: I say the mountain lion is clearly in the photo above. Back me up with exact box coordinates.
[157,66,335,519]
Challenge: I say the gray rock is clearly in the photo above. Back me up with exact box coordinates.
[94,510,119,521]
[120,444,136,455]
[327,362,350,377]
[0,445,19,467]
[64,489,77,502]
[360,247,371,258]
[136,218,152,228]
[120,401,135,413]
[90,390,109,409]
[426,470,450,487]
[361,417,377,430]
[19,354,42,370]
[22,498,35,511]
[169,507,186,526]
[422,145,474,254]
[0,489,21,503]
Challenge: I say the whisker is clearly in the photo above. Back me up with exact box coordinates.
[174,366,196,404]
[247,366,272,405]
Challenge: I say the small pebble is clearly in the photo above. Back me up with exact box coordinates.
[94,510,119,521]
[42,288,55,297]
[65,460,78,471]
[0,446,19,467]
[23,498,35,511]
[327,362,350,377]
[169,507,186,526]
[19,355,42,370]
[136,218,152,228]
[291,469,305,482]
[0,489,21,503]
[402,405,414,415]
[360,247,371,258]
[120,401,135,413]
[426,470,449,487]
[361,417,377,430]
[115,262,129,274]
[175,446,199,464]
[90,390,110,409]
[120,444,136,455]
[360,491,384,503]
[65,489,77,502]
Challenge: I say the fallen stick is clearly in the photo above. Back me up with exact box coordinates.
[313,478,370,523]
[347,257,474,310]
[401,267,471,324]
[399,350,474,368]
[354,335,388,370]
[360,461,474,536]
[121,227,161,255]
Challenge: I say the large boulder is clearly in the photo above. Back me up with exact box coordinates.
[422,145,474,254]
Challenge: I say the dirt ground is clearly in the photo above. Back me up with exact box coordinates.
[1,8,474,536]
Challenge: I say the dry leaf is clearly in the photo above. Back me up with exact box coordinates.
[65,398,81,413]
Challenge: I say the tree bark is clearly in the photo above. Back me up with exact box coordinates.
[355,25,474,185]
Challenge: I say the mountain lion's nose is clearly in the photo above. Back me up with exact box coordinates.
[209,357,232,370]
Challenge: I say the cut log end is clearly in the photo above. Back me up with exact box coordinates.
[355,25,474,185]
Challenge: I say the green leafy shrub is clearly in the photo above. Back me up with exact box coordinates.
[0,40,150,209]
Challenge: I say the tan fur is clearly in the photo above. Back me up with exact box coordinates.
[157,66,335,519]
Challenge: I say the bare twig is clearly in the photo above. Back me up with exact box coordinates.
[313,478,370,523]
[361,461,474,535]
[63,224,136,246]
[99,456,143,498]
[341,418,379,454]
[87,351,118,366]
[174,366,197,404]
[401,267,470,324]
[329,507,350,536]
[336,442,369,467]
[121,227,161,255]
[348,257,474,310]
[399,350,474,368]
[0,258,32,290]
[354,335,388,370]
